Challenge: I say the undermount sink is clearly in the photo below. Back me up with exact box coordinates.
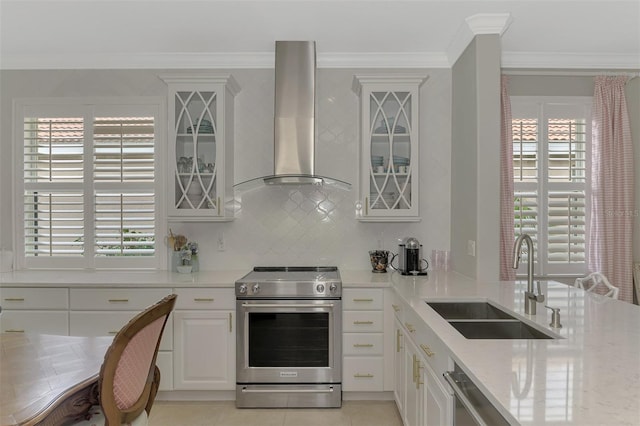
[426,301,557,340]
[427,301,516,320]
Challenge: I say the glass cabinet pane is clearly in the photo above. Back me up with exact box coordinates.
[174,91,218,211]
[369,91,412,212]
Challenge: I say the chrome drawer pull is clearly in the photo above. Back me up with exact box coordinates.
[108,299,129,303]
[353,320,374,325]
[4,298,25,302]
[5,329,25,333]
[420,344,435,357]
[354,373,374,378]
[353,343,374,348]
[194,298,214,302]
[353,298,374,302]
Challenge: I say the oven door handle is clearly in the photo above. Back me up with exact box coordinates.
[241,303,335,308]
[241,386,335,394]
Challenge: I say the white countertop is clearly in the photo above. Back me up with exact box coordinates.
[2,268,639,425]
[386,270,640,426]
[0,269,247,287]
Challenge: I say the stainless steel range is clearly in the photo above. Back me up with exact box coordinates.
[235,266,342,408]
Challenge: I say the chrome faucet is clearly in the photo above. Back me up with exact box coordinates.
[512,234,545,315]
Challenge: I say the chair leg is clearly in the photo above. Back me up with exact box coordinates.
[145,365,161,414]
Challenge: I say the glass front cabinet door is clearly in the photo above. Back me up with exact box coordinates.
[161,74,240,221]
[352,75,427,221]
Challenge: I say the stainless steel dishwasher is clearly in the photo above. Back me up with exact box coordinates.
[444,364,512,426]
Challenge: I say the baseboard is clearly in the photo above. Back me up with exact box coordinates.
[156,390,236,401]
[342,391,394,401]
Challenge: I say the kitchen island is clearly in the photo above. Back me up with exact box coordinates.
[343,270,640,426]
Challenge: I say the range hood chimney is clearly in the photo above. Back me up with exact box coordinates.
[235,41,350,190]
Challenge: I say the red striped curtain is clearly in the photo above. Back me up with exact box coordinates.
[589,75,635,303]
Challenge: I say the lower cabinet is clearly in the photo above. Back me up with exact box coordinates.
[1,287,69,334]
[172,288,235,391]
[342,288,385,391]
[394,309,453,426]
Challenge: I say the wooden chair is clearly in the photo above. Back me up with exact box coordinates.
[72,294,177,426]
[574,272,619,299]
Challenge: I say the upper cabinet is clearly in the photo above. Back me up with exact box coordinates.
[353,75,427,222]
[161,74,240,221]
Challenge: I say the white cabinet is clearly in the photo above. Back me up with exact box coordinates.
[394,299,453,426]
[352,75,428,222]
[161,74,240,222]
[0,287,68,334]
[69,288,174,390]
[342,288,385,391]
[172,288,235,390]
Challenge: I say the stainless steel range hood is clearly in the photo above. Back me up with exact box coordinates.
[235,41,350,190]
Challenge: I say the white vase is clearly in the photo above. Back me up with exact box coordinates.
[177,265,192,274]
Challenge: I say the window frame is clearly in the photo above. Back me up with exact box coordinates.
[511,96,593,277]
[13,97,166,270]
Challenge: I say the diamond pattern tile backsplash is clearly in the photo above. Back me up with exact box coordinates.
[177,68,452,271]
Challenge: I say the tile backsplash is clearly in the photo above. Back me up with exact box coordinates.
[174,68,453,271]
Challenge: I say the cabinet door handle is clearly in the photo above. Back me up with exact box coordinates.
[108,299,129,303]
[353,298,374,302]
[194,298,214,302]
[229,313,233,333]
[354,373,374,378]
[404,322,416,333]
[412,354,417,383]
[392,304,400,312]
[353,343,374,348]
[5,329,25,333]
[396,329,403,353]
[420,344,435,357]
[365,197,368,216]
[353,320,374,325]
[4,298,25,302]
[217,197,221,215]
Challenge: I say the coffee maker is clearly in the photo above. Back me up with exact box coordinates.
[392,237,428,275]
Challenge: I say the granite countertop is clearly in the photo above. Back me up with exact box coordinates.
[388,270,640,426]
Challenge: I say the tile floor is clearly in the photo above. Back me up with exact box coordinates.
[149,400,402,426]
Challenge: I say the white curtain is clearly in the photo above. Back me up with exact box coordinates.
[500,76,516,281]
[589,75,635,303]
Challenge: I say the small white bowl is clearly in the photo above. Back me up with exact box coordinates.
[177,265,192,274]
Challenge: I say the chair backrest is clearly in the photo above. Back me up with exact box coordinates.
[98,294,177,425]
[574,272,619,299]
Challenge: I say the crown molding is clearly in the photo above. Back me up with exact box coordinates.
[502,51,640,70]
[447,13,513,66]
[1,51,450,70]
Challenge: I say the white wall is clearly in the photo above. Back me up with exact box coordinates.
[0,68,453,271]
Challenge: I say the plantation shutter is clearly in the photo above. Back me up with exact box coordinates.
[93,116,156,259]
[23,117,85,258]
[19,102,160,269]
[511,98,590,276]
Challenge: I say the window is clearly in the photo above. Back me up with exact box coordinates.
[16,99,163,269]
[511,97,592,276]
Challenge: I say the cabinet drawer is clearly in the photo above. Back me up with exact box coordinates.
[70,288,170,310]
[343,357,384,391]
[1,287,68,309]
[343,333,384,356]
[343,311,384,332]
[403,307,450,375]
[0,311,69,334]
[70,311,172,351]
[343,289,383,310]
[173,288,234,310]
